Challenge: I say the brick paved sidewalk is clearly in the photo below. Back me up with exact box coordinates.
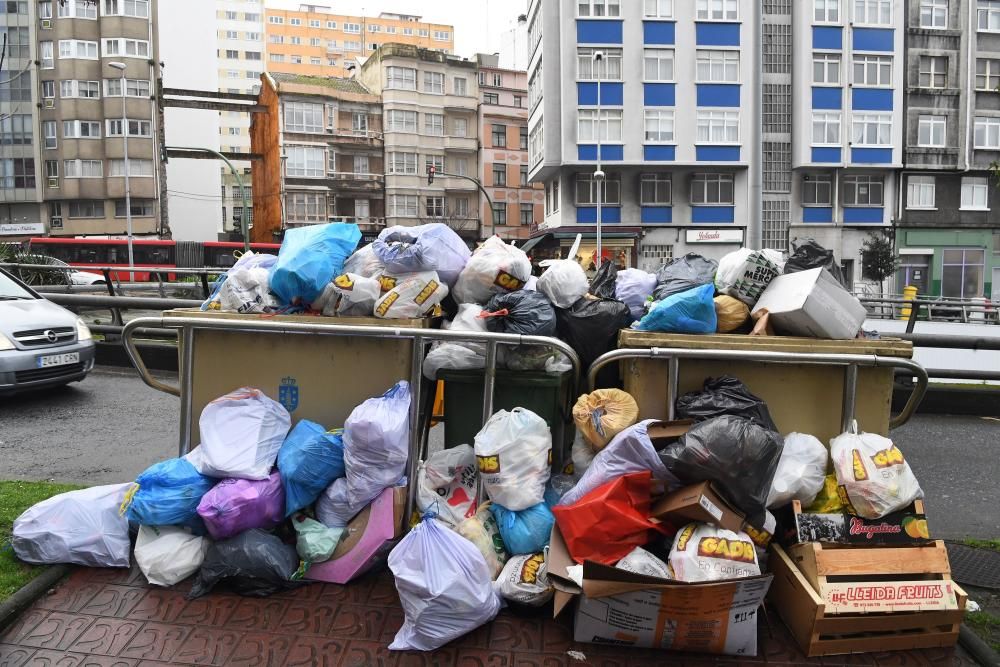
[0,564,973,666]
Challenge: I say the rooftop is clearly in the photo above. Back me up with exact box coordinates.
[272,72,371,95]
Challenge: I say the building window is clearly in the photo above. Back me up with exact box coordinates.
[696,0,738,20]
[225,30,238,39]
[58,0,96,18]
[285,145,325,178]
[917,115,946,147]
[853,55,892,86]
[763,84,791,133]
[425,155,444,174]
[977,59,1000,90]
[40,41,54,68]
[59,39,98,59]
[453,77,467,95]
[386,109,417,132]
[696,50,739,83]
[578,109,624,142]
[812,111,841,144]
[961,176,990,209]
[854,0,892,25]
[493,163,507,186]
[802,173,833,206]
[42,81,55,99]
[389,194,419,217]
[388,152,418,174]
[578,0,621,18]
[63,159,103,178]
[43,121,57,149]
[290,36,303,45]
[974,116,1000,148]
[453,117,468,137]
[814,0,840,22]
[696,110,739,143]
[644,109,675,143]
[492,203,507,226]
[68,201,105,218]
[225,49,238,59]
[813,53,841,84]
[0,158,34,189]
[690,173,735,205]
[310,38,321,47]
[269,35,284,44]
[109,159,153,177]
[852,112,892,145]
[44,161,58,178]
[423,71,445,94]
[103,0,149,18]
[62,120,101,139]
[920,0,948,28]
[519,203,533,226]
[492,72,503,87]
[520,165,529,186]
[291,56,302,65]
[104,78,150,97]
[842,174,883,206]
[344,22,360,33]
[284,102,324,133]
[640,174,672,205]
[452,157,468,176]
[268,16,284,24]
[520,126,529,150]
[644,48,674,81]
[763,141,792,192]
[906,175,936,209]
[0,114,32,145]
[979,0,1000,31]
[529,124,544,166]
[644,0,673,18]
[270,54,284,62]
[289,17,301,26]
[60,80,100,98]
[549,179,561,212]
[425,196,444,218]
[1,26,28,59]
[285,193,327,223]
[106,119,152,137]
[919,55,947,88]
[483,92,499,104]
[39,1,52,19]
[763,24,791,74]
[528,67,542,109]
[576,173,621,205]
[761,200,790,251]
[101,38,149,58]
[424,113,444,136]
[309,19,320,28]
[386,66,417,90]
[577,47,623,81]
[327,21,337,29]
[344,41,361,52]
[492,124,507,147]
[942,249,985,298]
[368,23,380,32]
[433,30,450,41]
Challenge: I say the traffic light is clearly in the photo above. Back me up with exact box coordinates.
[427,165,435,185]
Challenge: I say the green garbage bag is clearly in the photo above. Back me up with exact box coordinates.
[292,514,344,563]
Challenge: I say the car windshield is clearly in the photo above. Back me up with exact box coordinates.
[0,271,36,300]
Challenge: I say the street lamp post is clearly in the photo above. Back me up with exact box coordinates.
[108,61,133,280]
[592,51,604,270]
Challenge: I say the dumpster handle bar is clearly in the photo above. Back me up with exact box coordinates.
[587,347,928,432]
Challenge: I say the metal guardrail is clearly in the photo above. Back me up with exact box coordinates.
[586,347,930,432]
[122,315,583,525]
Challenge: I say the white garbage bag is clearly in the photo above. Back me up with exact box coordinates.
[422,304,489,380]
[195,387,292,480]
[314,273,382,316]
[474,408,552,511]
[134,525,209,587]
[453,236,532,305]
[202,252,281,314]
[388,517,502,651]
[668,523,761,582]
[315,478,356,528]
[494,553,553,606]
[766,433,829,509]
[616,269,658,320]
[12,483,132,567]
[342,243,385,278]
[455,502,507,578]
[616,546,672,580]
[374,223,472,288]
[831,423,923,519]
[537,260,589,309]
[715,248,783,306]
[417,445,478,527]
[374,271,448,319]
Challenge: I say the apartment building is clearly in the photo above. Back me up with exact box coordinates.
[357,44,480,242]
[527,0,761,270]
[0,0,162,239]
[265,6,454,79]
[477,54,543,241]
[250,73,383,244]
[217,0,264,238]
[896,0,1000,300]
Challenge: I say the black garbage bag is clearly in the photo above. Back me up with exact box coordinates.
[675,376,777,431]
[784,238,846,287]
[483,290,557,337]
[653,254,718,301]
[556,296,633,387]
[589,262,618,299]
[188,529,301,599]
[658,415,784,524]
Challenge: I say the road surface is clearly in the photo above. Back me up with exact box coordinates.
[1,366,998,540]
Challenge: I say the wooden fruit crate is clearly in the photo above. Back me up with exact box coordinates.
[769,542,966,657]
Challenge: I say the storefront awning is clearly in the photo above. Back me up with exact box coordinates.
[517,234,550,254]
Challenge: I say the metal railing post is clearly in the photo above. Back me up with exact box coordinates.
[841,364,858,433]
[667,356,680,421]
[404,335,425,529]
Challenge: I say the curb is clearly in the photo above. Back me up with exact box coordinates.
[0,565,70,633]
[960,624,1000,667]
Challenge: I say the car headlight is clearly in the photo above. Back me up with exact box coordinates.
[76,318,92,341]
[0,332,14,351]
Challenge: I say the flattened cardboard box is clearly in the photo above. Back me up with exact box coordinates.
[547,524,772,656]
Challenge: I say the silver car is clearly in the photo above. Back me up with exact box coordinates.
[0,267,96,395]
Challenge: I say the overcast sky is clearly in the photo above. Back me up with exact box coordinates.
[265,0,530,59]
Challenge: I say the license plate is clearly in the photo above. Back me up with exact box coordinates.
[36,352,80,368]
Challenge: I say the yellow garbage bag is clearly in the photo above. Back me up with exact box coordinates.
[572,389,640,450]
[803,474,845,513]
[714,295,750,333]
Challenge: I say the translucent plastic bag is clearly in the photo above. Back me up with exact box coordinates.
[422,304,488,380]
[570,431,595,479]
[374,224,472,288]
[616,269,658,320]
[202,252,279,313]
[292,514,344,563]
[474,408,552,511]
[189,529,300,599]
[196,387,291,480]
[572,389,640,450]
[344,381,411,504]
[388,517,502,651]
[766,433,829,509]
[715,248,782,306]
[494,553,553,606]
[453,236,532,304]
[482,290,557,337]
[277,421,346,516]
[196,472,285,541]
[653,254,719,301]
[314,273,382,317]
[617,546,672,580]
[635,283,717,334]
[135,525,209,587]
[490,502,554,556]
[454,502,507,578]
[12,483,132,568]
[417,445,478,527]
[374,271,448,319]
[126,458,217,528]
[831,423,923,519]
[270,223,362,306]
[537,260,589,309]
[342,243,385,278]
[668,522,760,582]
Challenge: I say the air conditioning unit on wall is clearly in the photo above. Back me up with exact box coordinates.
[40,19,51,29]
[43,99,54,108]
[47,178,59,188]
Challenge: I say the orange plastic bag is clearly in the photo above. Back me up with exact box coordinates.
[551,471,665,565]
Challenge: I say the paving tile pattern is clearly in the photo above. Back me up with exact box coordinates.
[0,565,974,666]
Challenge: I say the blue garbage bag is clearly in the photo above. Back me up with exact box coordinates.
[277,420,346,516]
[635,283,717,334]
[126,457,217,528]
[269,223,362,306]
[490,502,554,556]
[373,224,471,288]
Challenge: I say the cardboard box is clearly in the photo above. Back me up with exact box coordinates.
[650,481,746,534]
[547,524,772,656]
[306,485,406,584]
[751,268,867,340]
[821,580,960,614]
[780,500,931,546]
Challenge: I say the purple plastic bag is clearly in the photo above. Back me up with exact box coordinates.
[196,472,285,541]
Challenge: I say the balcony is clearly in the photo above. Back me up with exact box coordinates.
[325,128,384,146]
[329,215,386,234]
[324,171,385,192]
[432,216,480,239]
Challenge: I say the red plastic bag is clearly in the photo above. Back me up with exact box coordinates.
[552,471,664,565]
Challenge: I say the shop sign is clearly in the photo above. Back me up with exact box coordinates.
[0,222,44,236]
[686,229,744,244]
